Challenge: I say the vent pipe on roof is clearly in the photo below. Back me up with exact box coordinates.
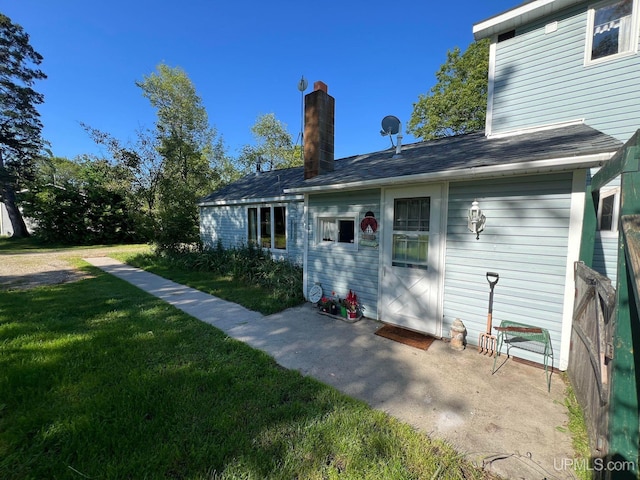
[393,131,403,158]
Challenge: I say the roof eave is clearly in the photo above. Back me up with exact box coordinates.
[473,0,584,40]
[285,152,616,194]
[198,193,304,207]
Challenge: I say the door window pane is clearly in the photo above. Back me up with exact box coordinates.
[392,234,429,269]
[394,197,430,232]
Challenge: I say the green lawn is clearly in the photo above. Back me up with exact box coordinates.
[0,260,497,479]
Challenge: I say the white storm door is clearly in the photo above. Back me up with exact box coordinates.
[380,184,443,336]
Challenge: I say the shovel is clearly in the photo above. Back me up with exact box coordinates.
[479,272,499,356]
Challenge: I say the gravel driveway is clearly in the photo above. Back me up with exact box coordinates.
[0,245,150,291]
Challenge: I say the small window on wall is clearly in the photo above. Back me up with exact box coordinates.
[586,0,638,63]
[597,189,619,232]
[247,206,286,250]
[318,217,355,245]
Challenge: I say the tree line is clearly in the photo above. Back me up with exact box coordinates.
[0,12,488,250]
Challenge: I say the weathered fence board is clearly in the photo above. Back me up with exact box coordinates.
[568,262,616,456]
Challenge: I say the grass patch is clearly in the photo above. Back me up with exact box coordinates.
[0,235,64,252]
[0,267,495,479]
[564,378,592,480]
[0,236,150,255]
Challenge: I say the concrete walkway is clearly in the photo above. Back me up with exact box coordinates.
[85,256,578,480]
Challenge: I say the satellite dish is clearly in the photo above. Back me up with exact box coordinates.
[298,76,308,92]
[380,115,401,136]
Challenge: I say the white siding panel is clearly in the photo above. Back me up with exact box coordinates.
[443,173,573,368]
[306,189,381,318]
[491,3,640,142]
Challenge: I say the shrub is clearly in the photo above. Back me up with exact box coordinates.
[150,242,304,305]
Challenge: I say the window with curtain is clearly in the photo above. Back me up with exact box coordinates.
[588,0,636,61]
[317,217,355,245]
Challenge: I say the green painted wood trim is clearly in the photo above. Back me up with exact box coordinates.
[622,216,640,314]
[591,129,640,192]
[579,184,597,267]
[607,170,640,474]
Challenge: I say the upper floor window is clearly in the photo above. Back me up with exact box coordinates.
[248,205,286,250]
[586,0,638,63]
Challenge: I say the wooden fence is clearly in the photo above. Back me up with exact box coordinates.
[568,262,616,455]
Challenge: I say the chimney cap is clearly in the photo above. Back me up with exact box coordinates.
[313,81,328,93]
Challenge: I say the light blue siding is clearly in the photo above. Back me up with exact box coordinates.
[588,167,620,284]
[306,189,381,318]
[200,205,246,249]
[491,3,640,143]
[443,173,574,368]
[199,201,305,265]
[593,233,618,285]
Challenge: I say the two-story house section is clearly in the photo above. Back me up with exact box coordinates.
[474,0,640,143]
[474,0,640,284]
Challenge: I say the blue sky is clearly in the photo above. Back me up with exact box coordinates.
[4,1,519,162]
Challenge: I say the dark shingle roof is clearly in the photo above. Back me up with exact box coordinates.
[199,166,305,204]
[200,124,621,203]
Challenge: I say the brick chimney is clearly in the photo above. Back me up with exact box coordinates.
[304,81,335,179]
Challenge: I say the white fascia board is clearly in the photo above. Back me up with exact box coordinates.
[198,194,304,207]
[284,152,616,194]
[473,0,583,40]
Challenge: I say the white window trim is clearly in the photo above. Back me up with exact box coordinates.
[315,214,358,250]
[246,204,288,251]
[584,0,640,66]
[596,187,620,235]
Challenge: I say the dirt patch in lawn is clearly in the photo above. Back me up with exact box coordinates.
[0,246,149,291]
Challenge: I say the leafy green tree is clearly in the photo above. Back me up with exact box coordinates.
[0,13,46,237]
[34,155,83,187]
[239,113,301,173]
[23,159,142,244]
[408,39,489,140]
[136,63,230,250]
[82,124,164,214]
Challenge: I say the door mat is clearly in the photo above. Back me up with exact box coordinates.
[375,324,435,351]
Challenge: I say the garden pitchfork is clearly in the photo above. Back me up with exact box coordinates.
[479,272,499,356]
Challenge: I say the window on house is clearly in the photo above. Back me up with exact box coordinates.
[318,217,355,245]
[586,0,637,62]
[597,190,619,232]
[248,207,258,244]
[392,197,430,269]
[247,206,286,250]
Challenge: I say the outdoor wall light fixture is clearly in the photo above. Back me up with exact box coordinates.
[468,199,486,240]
